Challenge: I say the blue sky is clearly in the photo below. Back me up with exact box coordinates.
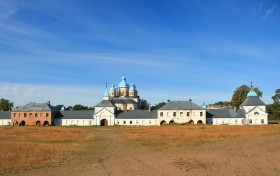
[0,0,279,107]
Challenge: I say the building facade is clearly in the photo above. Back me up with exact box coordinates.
[0,75,268,126]
[11,102,58,126]
[206,86,268,125]
[158,100,206,125]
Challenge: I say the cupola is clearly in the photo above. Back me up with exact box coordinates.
[119,75,129,88]
[103,91,109,100]
[247,83,258,97]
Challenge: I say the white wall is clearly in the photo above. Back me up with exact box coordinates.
[60,119,94,126]
[208,118,244,125]
[158,110,206,125]
[115,119,158,126]
[94,107,115,126]
[0,119,11,126]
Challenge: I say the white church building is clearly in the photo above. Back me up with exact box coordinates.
[206,86,268,125]
[0,75,268,126]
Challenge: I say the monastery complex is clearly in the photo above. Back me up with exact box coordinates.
[0,75,268,126]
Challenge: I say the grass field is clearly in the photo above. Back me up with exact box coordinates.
[0,126,90,171]
[0,124,280,175]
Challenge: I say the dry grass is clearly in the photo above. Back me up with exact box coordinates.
[1,125,280,173]
[0,126,90,171]
[120,125,280,149]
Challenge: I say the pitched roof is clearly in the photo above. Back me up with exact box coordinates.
[240,96,266,106]
[159,101,204,110]
[111,98,138,104]
[116,110,158,119]
[13,102,58,112]
[55,110,94,119]
[207,109,245,118]
[95,100,115,107]
[0,111,11,119]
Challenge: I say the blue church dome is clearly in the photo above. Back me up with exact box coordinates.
[129,83,136,91]
[103,91,109,97]
[247,90,257,97]
[119,75,129,87]
[110,84,116,91]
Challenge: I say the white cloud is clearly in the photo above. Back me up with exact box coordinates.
[0,0,18,19]
[262,4,278,20]
[0,83,104,107]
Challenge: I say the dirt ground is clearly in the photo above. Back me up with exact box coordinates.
[1,126,280,176]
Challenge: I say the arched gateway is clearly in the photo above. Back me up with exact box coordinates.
[100,119,108,126]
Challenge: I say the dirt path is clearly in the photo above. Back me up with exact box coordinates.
[2,128,280,176]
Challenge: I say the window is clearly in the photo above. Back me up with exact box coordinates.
[261,119,264,124]
[130,121,132,125]
[117,121,120,124]
[160,112,163,117]
[29,113,32,116]
[35,113,38,117]
[249,119,252,124]
[13,113,16,117]
[173,112,176,117]
[124,121,126,124]
[200,112,203,117]
[187,112,190,117]
[130,107,132,110]
[180,112,183,117]
[46,113,49,117]
[254,112,259,115]
[235,120,238,124]
[24,113,27,117]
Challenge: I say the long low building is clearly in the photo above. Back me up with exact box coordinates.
[0,75,268,126]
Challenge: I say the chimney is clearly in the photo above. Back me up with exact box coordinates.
[189,99,192,102]
[234,107,237,112]
[167,100,170,103]
[149,107,151,112]
[47,101,51,105]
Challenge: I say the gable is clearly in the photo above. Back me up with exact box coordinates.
[246,106,267,116]
[94,107,115,116]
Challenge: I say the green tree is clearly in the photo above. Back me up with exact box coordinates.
[140,98,150,110]
[54,104,64,110]
[150,102,166,111]
[0,98,14,111]
[267,104,280,120]
[231,85,262,108]
[272,89,280,104]
[72,104,90,110]
[213,101,231,106]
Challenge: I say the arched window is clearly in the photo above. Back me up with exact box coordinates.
[254,112,259,115]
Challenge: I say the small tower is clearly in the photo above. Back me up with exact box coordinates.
[118,75,129,97]
[103,90,109,100]
[109,84,116,98]
[247,82,258,97]
[129,83,137,97]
